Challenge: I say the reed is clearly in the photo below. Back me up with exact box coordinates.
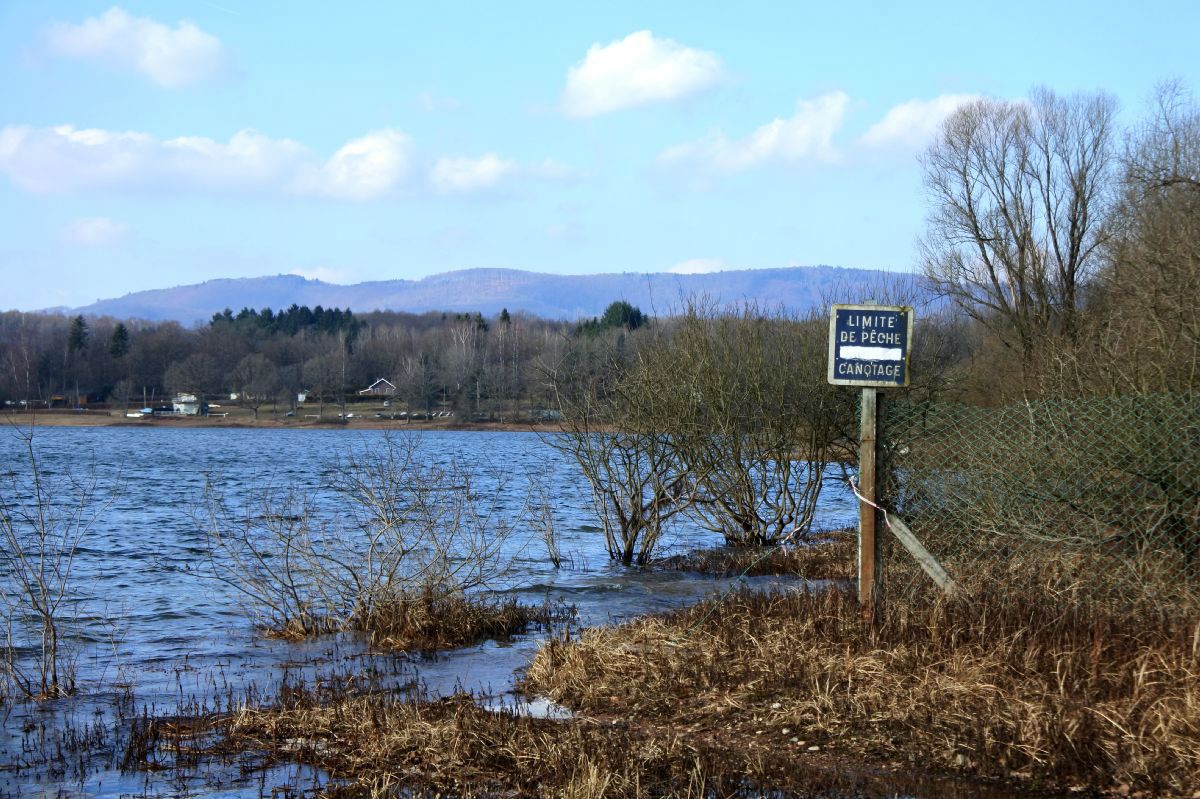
[526,586,1200,796]
[128,679,1034,798]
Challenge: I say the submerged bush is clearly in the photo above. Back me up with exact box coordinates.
[203,432,530,648]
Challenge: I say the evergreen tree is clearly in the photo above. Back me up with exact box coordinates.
[600,301,645,330]
[109,323,130,359]
[68,315,89,354]
[576,300,647,335]
[66,315,89,406]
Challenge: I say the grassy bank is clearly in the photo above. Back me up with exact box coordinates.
[117,530,1199,796]
[525,587,1200,798]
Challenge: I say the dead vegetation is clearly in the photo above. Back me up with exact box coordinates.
[526,587,1200,798]
[120,581,1200,797]
[358,593,561,652]
[653,529,855,580]
[124,674,1047,799]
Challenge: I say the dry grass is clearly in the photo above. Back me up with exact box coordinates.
[267,593,560,654]
[885,529,1200,614]
[127,679,1037,799]
[525,587,1200,797]
[653,529,855,579]
[354,593,559,653]
[122,579,1200,796]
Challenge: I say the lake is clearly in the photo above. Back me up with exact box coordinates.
[0,426,858,797]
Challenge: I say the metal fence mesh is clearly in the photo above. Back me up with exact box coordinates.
[875,393,1200,611]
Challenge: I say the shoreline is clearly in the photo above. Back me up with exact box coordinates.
[122,575,1183,798]
[3,411,557,433]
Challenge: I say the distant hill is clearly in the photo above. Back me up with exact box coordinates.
[66,266,918,324]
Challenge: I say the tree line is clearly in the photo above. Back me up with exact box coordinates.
[0,300,650,418]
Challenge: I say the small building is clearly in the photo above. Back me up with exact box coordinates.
[172,393,208,416]
[358,378,396,397]
[297,389,309,403]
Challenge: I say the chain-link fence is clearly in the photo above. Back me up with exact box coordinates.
[875,393,1200,612]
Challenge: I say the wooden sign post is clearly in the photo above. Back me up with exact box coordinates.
[858,386,878,611]
[827,303,913,614]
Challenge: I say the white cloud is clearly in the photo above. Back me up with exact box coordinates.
[563,30,724,118]
[659,91,849,173]
[0,122,580,203]
[430,153,516,195]
[299,130,414,201]
[667,258,727,274]
[429,154,577,195]
[46,7,228,88]
[860,93,979,151]
[0,124,412,200]
[61,216,127,246]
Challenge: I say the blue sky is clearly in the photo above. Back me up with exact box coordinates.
[2,1,1198,311]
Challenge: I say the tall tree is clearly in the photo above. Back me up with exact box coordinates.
[1073,82,1200,395]
[919,89,1117,375]
[66,315,89,405]
[164,353,222,400]
[303,352,343,418]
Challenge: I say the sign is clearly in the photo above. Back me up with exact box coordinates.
[827,304,913,387]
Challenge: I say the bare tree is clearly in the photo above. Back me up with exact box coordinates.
[303,352,342,418]
[111,379,134,415]
[164,353,223,401]
[231,353,281,421]
[1093,82,1200,394]
[919,88,1117,375]
[1030,82,1200,398]
[0,421,107,697]
[528,480,562,569]
[398,351,438,417]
